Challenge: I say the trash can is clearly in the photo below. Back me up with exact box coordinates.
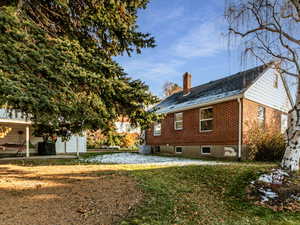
[138,145,151,155]
[38,142,56,155]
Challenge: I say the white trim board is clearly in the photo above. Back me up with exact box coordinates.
[0,119,32,125]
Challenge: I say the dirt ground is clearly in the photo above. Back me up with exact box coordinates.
[0,164,143,225]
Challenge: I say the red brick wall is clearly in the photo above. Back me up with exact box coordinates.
[146,100,239,146]
[242,98,283,143]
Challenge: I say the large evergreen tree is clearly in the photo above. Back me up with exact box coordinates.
[0,0,159,139]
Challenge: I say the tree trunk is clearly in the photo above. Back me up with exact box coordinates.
[281,79,300,171]
[17,0,26,11]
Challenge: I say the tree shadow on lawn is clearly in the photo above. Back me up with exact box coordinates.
[0,161,299,225]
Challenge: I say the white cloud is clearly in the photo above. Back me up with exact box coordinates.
[123,58,183,80]
[172,20,227,58]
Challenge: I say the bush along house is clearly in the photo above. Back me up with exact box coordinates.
[146,62,293,159]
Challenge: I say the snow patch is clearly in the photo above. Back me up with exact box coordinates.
[291,195,300,201]
[83,153,227,165]
[259,188,278,202]
[251,169,291,203]
[258,169,289,184]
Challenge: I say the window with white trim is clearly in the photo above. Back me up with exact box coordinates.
[281,114,288,134]
[153,123,161,136]
[257,106,265,128]
[174,112,183,130]
[201,146,211,154]
[200,107,213,131]
[175,146,183,154]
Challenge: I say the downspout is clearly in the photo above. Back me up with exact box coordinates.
[237,98,242,161]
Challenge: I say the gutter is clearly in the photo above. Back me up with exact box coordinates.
[0,119,32,125]
[237,97,242,161]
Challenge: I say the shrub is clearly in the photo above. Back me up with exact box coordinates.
[87,130,140,149]
[87,130,123,149]
[245,123,286,161]
[120,133,139,148]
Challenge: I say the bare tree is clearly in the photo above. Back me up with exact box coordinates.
[226,0,300,171]
[163,82,182,97]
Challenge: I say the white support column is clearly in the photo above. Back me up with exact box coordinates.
[76,135,79,157]
[26,125,30,158]
[64,141,67,154]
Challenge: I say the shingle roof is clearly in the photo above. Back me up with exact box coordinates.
[154,64,271,114]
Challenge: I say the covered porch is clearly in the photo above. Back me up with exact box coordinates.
[0,120,38,158]
[0,109,87,158]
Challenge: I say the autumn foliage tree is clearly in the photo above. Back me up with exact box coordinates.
[226,0,300,171]
[0,0,159,140]
[163,82,182,97]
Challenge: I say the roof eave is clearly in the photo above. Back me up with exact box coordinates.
[156,94,244,114]
[280,74,294,107]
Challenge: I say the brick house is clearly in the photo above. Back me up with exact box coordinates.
[146,63,293,159]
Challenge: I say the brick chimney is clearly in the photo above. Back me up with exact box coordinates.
[183,72,192,95]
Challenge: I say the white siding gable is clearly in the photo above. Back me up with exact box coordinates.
[244,68,292,113]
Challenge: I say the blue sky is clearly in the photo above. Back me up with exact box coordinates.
[116,0,261,97]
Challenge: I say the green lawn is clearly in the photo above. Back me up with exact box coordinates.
[9,155,300,225]
[121,164,300,225]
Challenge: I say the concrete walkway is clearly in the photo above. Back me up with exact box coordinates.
[0,155,77,161]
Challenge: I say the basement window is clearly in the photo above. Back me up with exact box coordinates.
[201,146,211,155]
[153,123,161,136]
[175,146,183,154]
[174,112,183,130]
[200,107,213,132]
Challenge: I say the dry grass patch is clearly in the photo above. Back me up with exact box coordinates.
[0,164,142,225]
